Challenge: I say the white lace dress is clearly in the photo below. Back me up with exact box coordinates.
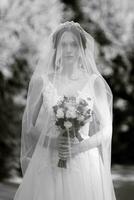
[14,77,112,200]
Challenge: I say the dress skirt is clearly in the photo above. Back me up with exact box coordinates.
[14,143,110,200]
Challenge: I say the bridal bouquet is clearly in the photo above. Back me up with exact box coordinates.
[52,95,93,168]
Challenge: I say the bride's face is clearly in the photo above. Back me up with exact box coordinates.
[60,31,79,64]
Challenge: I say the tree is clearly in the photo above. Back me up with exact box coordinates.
[0,0,63,180]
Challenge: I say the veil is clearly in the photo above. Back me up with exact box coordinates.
[18,21,116,200]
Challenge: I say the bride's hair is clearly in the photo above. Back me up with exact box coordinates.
[52,23,87,50]
[52,23,87,71]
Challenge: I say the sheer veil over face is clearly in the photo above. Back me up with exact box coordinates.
[18,21,116,200]
[56,31,80,66]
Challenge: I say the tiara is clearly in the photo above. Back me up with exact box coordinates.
[61,21,82,30]
[53,21,83,35]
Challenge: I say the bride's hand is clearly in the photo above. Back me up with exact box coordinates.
[44,135,83,159]
[43,135,71,150]
[43,135,74,150]
[58,136,80,160]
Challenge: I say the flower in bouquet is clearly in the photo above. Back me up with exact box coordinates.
[77,115,85,122]
[66,106,77,118]
[56,108,64,118]
[64,121,72,129]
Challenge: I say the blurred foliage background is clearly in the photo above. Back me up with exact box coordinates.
[0,0,133,181]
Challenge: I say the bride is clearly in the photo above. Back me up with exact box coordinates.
[13,21,116,200]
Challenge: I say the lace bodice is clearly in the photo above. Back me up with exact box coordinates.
[42,78,94,139]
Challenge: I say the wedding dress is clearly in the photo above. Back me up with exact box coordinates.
[13,21,116,200]
[14,74,110,200]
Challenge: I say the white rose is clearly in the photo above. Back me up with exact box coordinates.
[66,106,76,118]
[66,110,76,118]
[64,121,72,129]
[83,106,90,114]
[56,108,64,118]
[78,115,84,121]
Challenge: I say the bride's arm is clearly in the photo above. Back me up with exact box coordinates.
[78,124,111,153]
[77,76,112,153]
[71,76,112,155]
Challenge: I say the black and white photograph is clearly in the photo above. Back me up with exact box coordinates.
[0,1,134,200]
